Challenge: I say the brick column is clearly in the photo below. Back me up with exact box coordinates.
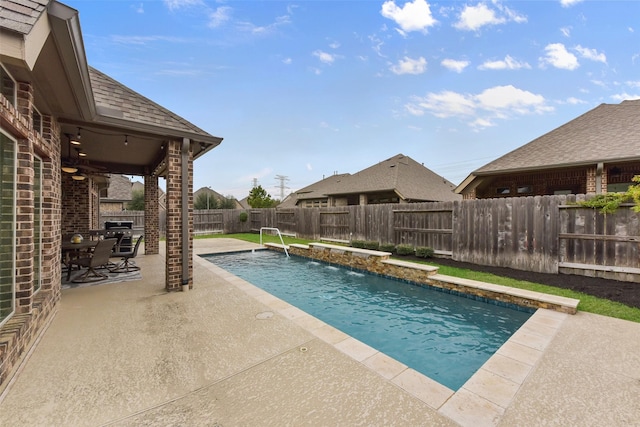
[144,174,159,254]
[165,139,193,291]
[586,167,596,194]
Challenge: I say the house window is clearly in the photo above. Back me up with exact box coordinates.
[0,64,16,107]
[607,183,631,193]
[34,155,42,293]
[496,187,510,195]
[517,185,533,194]
[0,132,16,326]
[33,107,43,136]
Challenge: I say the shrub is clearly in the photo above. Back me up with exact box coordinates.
[239,211,248,222]
[351,240,366,249]
[396,244,414,256]
[415,246,434,258]
[379,243,396,253]
[363,241,380,250]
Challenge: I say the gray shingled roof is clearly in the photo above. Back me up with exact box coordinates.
[282,154,460,206]
[90,67,214,137]
[0,0,48,35]
[474,100,640,174]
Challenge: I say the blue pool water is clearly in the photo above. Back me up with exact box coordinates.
[205,250,533,390]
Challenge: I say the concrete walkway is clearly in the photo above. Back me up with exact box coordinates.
[1,238,639,426]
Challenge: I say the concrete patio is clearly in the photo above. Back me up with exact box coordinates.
[1,238,639,426]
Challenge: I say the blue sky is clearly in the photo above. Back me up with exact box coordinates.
[66,0,640,200]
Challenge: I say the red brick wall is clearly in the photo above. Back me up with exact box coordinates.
[0,81,61,387]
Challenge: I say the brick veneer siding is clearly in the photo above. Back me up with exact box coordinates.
[0,82,61,388]
[474,167,588,199]
[165,140,193,290]
[144,175,159,255]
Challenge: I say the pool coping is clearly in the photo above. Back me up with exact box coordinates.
[267,242,579,315]
[201,250,571,426]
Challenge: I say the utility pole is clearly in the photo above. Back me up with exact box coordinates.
[275,174,289,200]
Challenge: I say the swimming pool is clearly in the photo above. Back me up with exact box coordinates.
[205,250,533,390]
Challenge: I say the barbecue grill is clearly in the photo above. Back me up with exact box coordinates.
[104,221,133,252]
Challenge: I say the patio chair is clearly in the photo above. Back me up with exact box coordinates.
[68,238,118,283]
[110,235,143,273]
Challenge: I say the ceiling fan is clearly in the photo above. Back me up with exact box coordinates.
[61,134,107,179]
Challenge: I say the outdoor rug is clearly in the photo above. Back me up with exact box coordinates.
[62,268,142,290]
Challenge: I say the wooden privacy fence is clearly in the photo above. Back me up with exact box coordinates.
[102,194,640,282]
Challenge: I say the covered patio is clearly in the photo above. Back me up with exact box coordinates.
[1,238,638,426]
[1,0,221,388]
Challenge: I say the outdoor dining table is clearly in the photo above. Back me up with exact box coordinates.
[62,240,99,271]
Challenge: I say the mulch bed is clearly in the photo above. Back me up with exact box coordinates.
[401,256,640,309]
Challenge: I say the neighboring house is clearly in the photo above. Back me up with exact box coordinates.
[279,154,461,208]
[456,100,640,199]
[100,174,134,212]
[1,0,222,387]
[194,187,242,209]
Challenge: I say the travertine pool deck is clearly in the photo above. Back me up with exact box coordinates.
[1,238,639,426]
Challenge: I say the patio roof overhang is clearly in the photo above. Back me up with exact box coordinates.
[1,0,221,178]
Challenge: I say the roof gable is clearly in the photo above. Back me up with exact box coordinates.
[0,0,48,35]
[89,67,213,138]
[475,100,640,174]
[288,154,460,204]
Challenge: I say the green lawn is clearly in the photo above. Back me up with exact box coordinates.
[202,233,640,323]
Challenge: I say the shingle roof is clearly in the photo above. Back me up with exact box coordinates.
[474,99,640,174]
[89,67,214,137]
[0,0,48,35]
[283,154,460,206]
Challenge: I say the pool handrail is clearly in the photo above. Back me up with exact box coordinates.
[259,227,289,257]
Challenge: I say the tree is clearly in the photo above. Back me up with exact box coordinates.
[195,192,218,210]
[127,189,145,210]
[219,196,238,209]
[247,185,278,208]
[579,175,640,214]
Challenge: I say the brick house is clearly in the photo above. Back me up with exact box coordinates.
[279,153,461,208]
[0,0,222,386]
[456,100,640,199]
[100,174,134,212]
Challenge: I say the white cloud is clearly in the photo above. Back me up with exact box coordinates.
[560,26,571,37]
[441,58,469,73]
[134,3,144,14]
[390,56,427,75]
[306,163,313,171]
[405,85,552,129]
[627,80,640,88]
[575,45,607,64]
[163,0,203,11]
[476,85,547,113]
[282,57,292,65]
[454,3,504,31]
[208,6,232,28]
[564,97,587,105]
[540,43,579,70]
[478,55,530,70]
[610,93,640,102]
[313,50,337,64]
[453,2,526,31]
[381,0,437,34]
[237,14,291,35]
[560,0,584,7]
